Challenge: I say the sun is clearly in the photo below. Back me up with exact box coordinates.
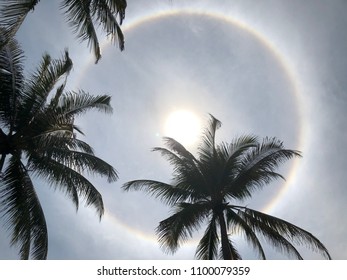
[164,110,202,147]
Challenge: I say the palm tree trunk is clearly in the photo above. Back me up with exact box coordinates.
[217,211,232,260]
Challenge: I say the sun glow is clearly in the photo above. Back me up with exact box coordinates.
[164,110,202,147]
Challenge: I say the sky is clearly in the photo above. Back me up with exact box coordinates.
[0,0,347,260]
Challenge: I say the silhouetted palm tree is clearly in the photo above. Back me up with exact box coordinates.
[0,35,118,259]
[123,114,331,260]
[0,0,127,62]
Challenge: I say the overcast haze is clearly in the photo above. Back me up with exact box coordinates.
[0,0,347,259]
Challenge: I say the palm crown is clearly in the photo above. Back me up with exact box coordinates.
[0,34,118,259]
[123,114,331,260]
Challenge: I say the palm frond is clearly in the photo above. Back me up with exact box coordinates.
[49,77,67,109]
[61,0,101,62]
[122,180,193,206]
[237,207,331,259]
[57,91,113,117]
[218,237,242,260]
[27,51,72,101]
[28,156,104,219]
[0,0,39,47]
[41,148,118,182]
[152,147,194,172]
[217,135,258,163]
[0,156,47,259]
[91,0,125,49]
[217,136,258,196]
[195,213,219,259]
[105,0,127,24]
[30,134,94,155]
[0,1,126,62]
[229,137,301,200]
[0,0,40,25]
[156,202,210,253]
[61,0,126,63]
[161,137,198,163]
[198,114,221,163]
[18,114,75,142]
[17,51,72,129]
[152,146,210,198]
[225,206,266,259]
[0,33,24,130]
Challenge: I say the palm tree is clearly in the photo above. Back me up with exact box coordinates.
[123,114,331,260]
[0,34,118,259]
[0,0,127,62]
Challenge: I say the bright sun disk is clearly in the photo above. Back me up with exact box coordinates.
[164,110,201,147]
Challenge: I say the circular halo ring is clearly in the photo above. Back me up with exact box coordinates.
[75,7,307,244]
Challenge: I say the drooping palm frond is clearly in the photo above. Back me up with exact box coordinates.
[0,0,39,49]
[61,0,126,63]
[123,180,193,206]
[195,213,219,260]
[39,148,118,182]
[28,155,105,218]
[30,134,95,155]
[236,207,331,260]
[0,156,47,260]
[0,1,126,62]
[218,237,242,260]
[225,206,266,259]
[90,0,125,45]
[156,202,210,253]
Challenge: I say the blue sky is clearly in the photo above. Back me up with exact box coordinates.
[1,0,346,259]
